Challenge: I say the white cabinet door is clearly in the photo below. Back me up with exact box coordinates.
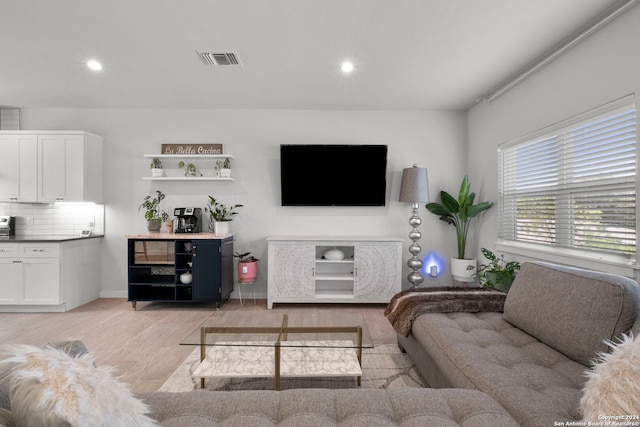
[0,259,20,304]
[268,244,315,298]
[39,134,82,202]
[354,245,401,298]
[0,134,37,202]
[21,258,60,304]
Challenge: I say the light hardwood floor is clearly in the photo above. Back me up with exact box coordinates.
[0,299,397,393]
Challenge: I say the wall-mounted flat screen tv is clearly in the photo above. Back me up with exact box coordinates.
[280,144,388,206]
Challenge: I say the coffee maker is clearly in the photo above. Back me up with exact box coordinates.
[173,208,202,233]
[0,216,15,237]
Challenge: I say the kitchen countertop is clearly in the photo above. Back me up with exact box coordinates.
[125,232,233,240]
[0,234,104,242]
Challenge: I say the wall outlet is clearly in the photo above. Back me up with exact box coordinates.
[26,217,33,226]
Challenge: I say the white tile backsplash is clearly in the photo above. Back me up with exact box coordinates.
[0,108,20,130]
[0,202,104,236]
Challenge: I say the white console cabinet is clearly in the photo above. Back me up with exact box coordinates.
[266,236,402,309]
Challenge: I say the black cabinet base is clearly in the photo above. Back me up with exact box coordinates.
[127,237,233,310]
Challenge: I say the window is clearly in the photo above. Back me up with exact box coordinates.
[498,95,637,265]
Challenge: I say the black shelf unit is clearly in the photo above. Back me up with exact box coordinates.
[127,237,233,309]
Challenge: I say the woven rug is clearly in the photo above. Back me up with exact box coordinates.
[159,344,425,392]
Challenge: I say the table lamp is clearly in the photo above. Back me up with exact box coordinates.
[399,165,430,287]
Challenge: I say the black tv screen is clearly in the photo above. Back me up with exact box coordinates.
[280,144,388,206]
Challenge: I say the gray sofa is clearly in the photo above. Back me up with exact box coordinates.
[398,261,640,427]
[0,371,521,427]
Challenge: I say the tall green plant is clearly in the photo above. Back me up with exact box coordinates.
[425,175,493,259]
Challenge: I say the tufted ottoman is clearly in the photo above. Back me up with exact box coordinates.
[140,388,520,426]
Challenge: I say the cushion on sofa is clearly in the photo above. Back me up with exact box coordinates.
[581,333,640,422]
[503,262,640,365]
[140,388,520,426]
[0,344,157,427]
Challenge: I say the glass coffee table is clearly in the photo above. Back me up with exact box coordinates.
[180,311,374,390]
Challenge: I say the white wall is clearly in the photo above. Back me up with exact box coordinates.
[20,108,466,298]
[467,6,640,274]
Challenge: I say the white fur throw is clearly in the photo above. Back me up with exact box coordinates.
[0,344,157,427]
[581,334,640,422]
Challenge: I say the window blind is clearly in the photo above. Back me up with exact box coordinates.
[498,96,637,261]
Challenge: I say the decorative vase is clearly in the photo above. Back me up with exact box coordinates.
[238,261,258,283]
[214,221,230,234]
[451,258,477,283]
[147,218,161,232]
[323,247,345,260]
[179,272,192,284]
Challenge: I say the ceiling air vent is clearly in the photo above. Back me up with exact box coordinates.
[197,51,241,66]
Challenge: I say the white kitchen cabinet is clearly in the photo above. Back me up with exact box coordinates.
[0,238,102,312]
[267,236,403,309]
[0,134,37,202]
[0,131,103,203]
[0,258,20,304]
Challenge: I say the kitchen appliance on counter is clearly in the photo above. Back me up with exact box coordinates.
[174,208,202,233]
[0,216,15,236]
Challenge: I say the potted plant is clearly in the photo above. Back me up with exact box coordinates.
[215,158,232,178]
[150,158,164,177]
[204,195,243,233]
[139,190,169,232]
[426,175,493,282]
[178,161,202,177]
[476,248,521,293]
[234,251,259,283]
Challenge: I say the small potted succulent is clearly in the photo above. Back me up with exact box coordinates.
[215,158,232,178]
[139,190,169,232]
[234,251,259,283]
[150,158,164,178]
[204,195,243,233]
[476,248,521,293]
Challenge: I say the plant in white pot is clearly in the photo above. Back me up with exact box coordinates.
[234,251,259,283]
[204,195,243,234]
[139,190,169,232]
[215,158,232,178]
[426,175,493,282]
[150,158,164,177]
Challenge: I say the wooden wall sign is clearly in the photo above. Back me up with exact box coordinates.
[161,144,223,155]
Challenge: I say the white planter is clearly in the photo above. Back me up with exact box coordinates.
[151,168,164,177]
[214,221,230,234]
[451,258,477,282]
[220,168,231,178]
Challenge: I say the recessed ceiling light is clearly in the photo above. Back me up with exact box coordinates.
[86,60,103,71]
[341,61,354,74]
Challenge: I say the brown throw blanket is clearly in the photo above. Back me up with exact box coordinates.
[384,287,507,337]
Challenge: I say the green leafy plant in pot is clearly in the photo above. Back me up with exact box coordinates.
[234,251,259,283]
[150,158,164,178]
[139,190,169,232]
[204,195,243,234]
[426,175,493,282]
[476,248,521,293]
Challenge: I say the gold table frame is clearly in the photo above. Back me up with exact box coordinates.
[198,314,363,390]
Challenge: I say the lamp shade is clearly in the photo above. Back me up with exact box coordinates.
[399,166,430,203]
